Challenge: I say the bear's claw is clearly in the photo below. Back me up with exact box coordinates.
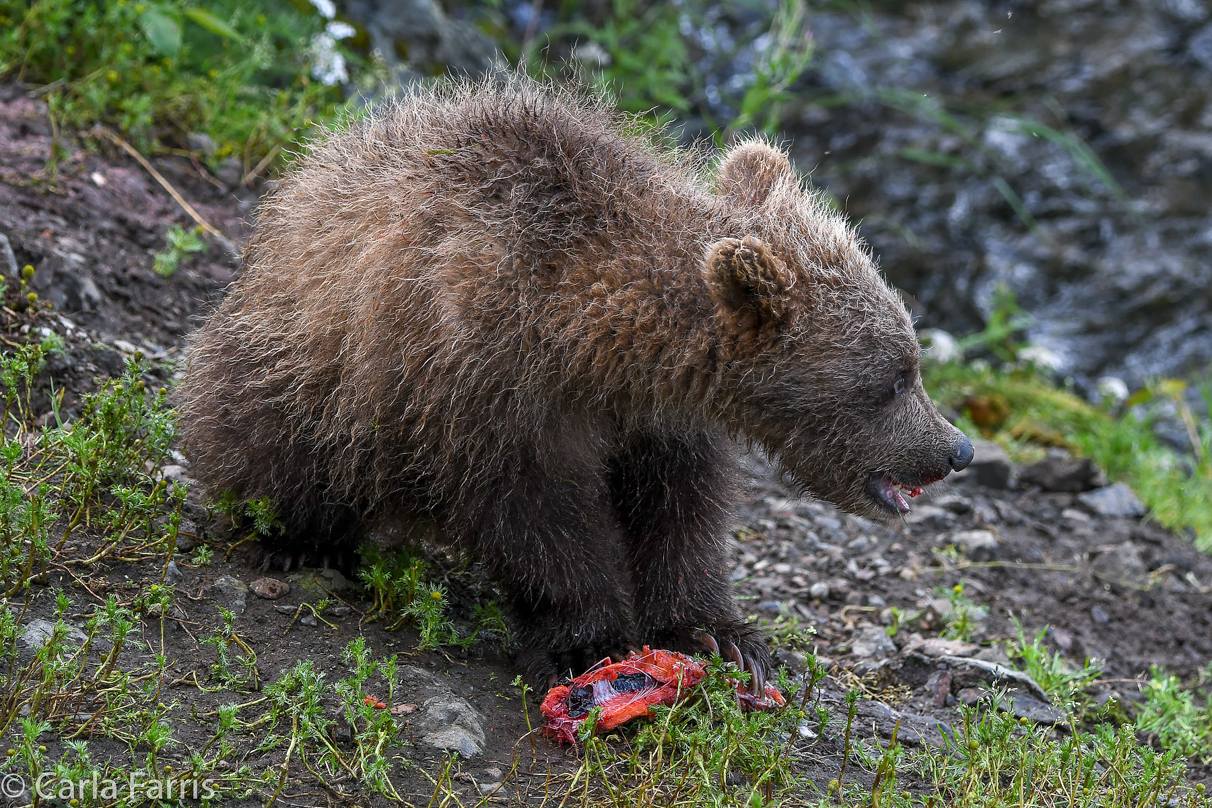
[695,632,767,697]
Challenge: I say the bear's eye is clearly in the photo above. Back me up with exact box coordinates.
[892,374,907,398]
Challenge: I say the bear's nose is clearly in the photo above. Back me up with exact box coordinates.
[949,435,974,472]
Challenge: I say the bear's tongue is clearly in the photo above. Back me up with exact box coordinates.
[878,475,922,514]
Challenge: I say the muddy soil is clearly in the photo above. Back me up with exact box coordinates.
[1,84,1210,805]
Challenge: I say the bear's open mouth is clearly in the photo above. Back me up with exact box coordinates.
[867,472,945,515]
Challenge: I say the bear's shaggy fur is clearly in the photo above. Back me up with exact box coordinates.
[178,77,971,687]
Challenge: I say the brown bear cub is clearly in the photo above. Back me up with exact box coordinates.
[178,77,973,691]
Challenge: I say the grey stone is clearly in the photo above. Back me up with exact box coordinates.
[1077,483,1146,518]
[905,637,979,658]
[1091,605,1110,624]
[0,232,18,278]
[250,577,291,599]
[1019,455,1105,493]
[210,576,248,614]
[416,694,486,758]
[1090,542,1148,585]
[186,132,217,157]
[953,439,1014,489]
[160,464,194,484]
[850,625,897,660]
[214,156,244,187]
[940,655,1051,703]
[1002,694,1066,725]
[22,618,88,650]
[932,494,973,515]
[810,581,830,601]
[299,614,318,627]
[165,561,184,584]
[948,529,999,561]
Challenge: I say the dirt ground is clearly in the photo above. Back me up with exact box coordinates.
[2,82,1210,805]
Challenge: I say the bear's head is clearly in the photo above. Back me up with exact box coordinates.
[706,140,973,518]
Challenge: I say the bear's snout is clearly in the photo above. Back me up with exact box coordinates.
[949,435,974,472]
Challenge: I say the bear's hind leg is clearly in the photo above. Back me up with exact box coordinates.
[608,430,770,693]
[461,443,637,689]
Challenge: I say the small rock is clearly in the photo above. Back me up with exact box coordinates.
[0,232,18,278]
[941,655,1051,702]
[299,614,318,627]
[932,494,973,515]
[954,440,1014,489]
[850,626,897,660]
[210,576,248,614]
[906,637,979,658]
[165,561,184,584]
[925,670,953,708]
[948,530,998,561]
[215,156,244,187]
[250,577,291,599]
[956,687,982,706]
[417,695,487,758]
[1018,455,1105,493]
[330,604,352,617]
[1047,627,1076,655]
[186,132,218,156]
[973,645,1013,667]
[274,604,296,615]
[808,581,830,600]
[1091,605,1110,624]
[318,568,355,592]
[1060,508,1091,525]
[160,464,193,483]
[1090,542,1148,585]
[1002,694,1066,725]
[22,618,88,650]
[903,504,953,526]
[1077,483,1146,518]
[479,782,503,796]
[483,767,504,781]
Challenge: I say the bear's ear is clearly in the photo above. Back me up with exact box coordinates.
[704,236,792,327]
[716,140,797,208]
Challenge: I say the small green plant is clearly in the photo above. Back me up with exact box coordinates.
[152,224,205,277]
[935,583,986,642]
[357,545,471,649]
[1135,664,1212,762]
[200,607,259,689]
[0,0,364,169]
[759,606,816,651]
[333,638,407,799]
[1005,619,1104,712]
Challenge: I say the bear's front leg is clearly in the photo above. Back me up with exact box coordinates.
[461,442,637,690]
[608,430,771,693]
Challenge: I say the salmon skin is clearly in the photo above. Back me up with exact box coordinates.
[540,647,786,746]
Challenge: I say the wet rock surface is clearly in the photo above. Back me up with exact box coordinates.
[775,1,1212,388]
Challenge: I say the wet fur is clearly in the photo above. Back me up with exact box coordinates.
[178,76,965,685]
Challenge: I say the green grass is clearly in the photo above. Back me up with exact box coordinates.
[0,0,364,171]
[923,357,1212,550]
